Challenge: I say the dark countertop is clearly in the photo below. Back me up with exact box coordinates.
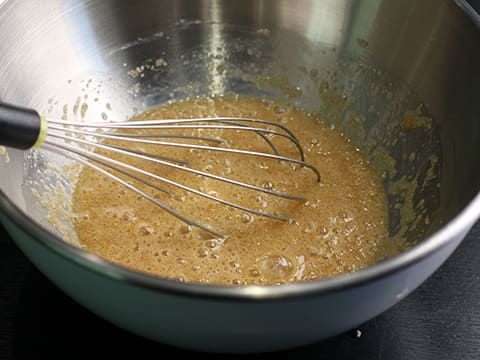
[0,220,479,359]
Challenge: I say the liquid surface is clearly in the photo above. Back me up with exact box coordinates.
[72,96,388,285]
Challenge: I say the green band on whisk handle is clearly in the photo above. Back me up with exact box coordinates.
[0,102,43,149]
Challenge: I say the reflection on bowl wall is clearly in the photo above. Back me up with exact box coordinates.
[0,0,479,353]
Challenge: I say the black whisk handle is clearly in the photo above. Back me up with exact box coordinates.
[0,102,43,150]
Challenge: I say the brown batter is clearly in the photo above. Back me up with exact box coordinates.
[72,96,388,285]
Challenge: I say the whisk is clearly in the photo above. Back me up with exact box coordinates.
[0,101,320,238]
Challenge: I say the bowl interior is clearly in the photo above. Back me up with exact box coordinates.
[0,0,479,273]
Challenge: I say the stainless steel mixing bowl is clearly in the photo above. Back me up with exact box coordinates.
[0,0,479,353]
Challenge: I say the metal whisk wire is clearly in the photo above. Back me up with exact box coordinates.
[45,117,321,237]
